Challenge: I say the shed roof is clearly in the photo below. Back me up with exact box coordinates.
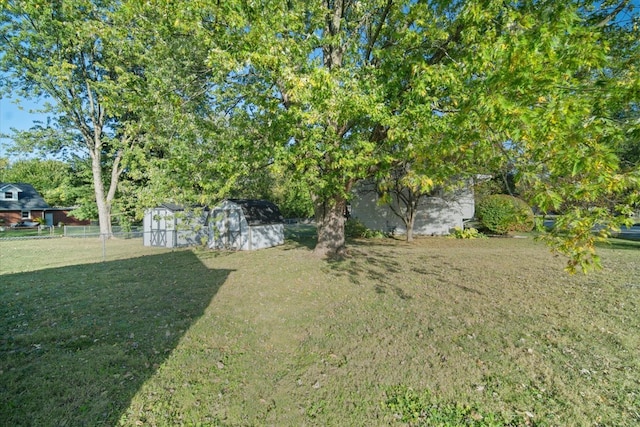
[227,199,284,225]
[155,202,188,212]
[152,203,210,212]
[0,183,50,211]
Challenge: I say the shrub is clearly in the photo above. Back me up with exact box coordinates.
[476,195,534,234]
[345,218,386,239]
[450,226,486,239]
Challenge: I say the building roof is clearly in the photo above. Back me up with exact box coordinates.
[227,199,284,225]
[152,203,210,212]
[0,183,50,211]
[155,202,188,212]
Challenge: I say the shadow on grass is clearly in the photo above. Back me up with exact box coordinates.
[325,240,415,300]
[283,224,317,250]
[0,251,233,427]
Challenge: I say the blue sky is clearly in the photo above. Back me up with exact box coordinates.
[0,95,52,158]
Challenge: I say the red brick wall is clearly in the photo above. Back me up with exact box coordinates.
[0,210,91,226]
[49,210,91,226]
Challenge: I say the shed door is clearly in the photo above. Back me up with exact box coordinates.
[150,209,168,247]
[227,209,242,249]
[213,208,242,249]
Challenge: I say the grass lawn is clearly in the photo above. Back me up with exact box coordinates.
[1,235,638,426]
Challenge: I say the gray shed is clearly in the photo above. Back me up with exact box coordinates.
[143,203,209,248]
[208,199,284,250]
[350,178,479,236]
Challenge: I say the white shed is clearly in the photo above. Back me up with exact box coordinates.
[350,179,477,236]
[143,203,209,248]
[208,199,285,251]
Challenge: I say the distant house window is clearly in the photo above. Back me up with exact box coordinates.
[4,192,13,199]
[21,211,29,219]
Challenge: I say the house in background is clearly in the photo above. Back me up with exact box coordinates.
[0,182,90,227]
[350,178,480,237]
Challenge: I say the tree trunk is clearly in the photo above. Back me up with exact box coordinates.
[405,204,417,243]
[406,221,414,242]
[91,151,113,238]
[313,195,347,257]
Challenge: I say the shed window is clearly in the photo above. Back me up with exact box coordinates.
[21,211,29,219]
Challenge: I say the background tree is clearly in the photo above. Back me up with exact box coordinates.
[0,0,150,237]
[108,0,254,220]
[373,163,441,242]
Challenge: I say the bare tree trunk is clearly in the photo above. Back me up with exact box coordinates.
[404,201,418,242]
[91,151,113,238]
[406,216,415,242]
[313,195,347,257]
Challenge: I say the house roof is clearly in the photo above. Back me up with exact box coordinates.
[227,199,284,225]
[0,183,50,211]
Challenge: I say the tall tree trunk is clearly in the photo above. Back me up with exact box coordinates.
[406,216,415,242]
[313,195,347,257]
[405,201,417,242]
[90,150,113,238]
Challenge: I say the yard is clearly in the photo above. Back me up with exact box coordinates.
[1,234,638,426]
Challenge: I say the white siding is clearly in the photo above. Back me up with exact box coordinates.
[208,200,284,251]
[351,180,476,236]
[249,224,285,250]
[143,207,208,248]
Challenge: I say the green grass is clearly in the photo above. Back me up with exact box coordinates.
[1,235,639,426]
[0,226,63,238]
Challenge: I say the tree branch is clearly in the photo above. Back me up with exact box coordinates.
[594,0,629,28]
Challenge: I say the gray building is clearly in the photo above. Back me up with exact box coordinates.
[350,178,480,236]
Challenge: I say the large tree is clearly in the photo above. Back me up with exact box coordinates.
[3,0,634,271]
[207,0,637,266]
[0,0,149,237]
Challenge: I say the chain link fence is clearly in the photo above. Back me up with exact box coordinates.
[63,225,143,239]
[0,225,143,241]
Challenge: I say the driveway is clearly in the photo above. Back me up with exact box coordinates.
[542,220,640,242]
[614,224,640,241]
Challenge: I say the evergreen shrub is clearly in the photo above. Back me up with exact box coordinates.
[476,195,534,234]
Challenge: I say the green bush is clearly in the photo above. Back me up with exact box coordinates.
[450,226,486,239]
[476,195,534,235]
[345,218,386,239]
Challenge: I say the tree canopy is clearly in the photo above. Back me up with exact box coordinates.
[0,0,152,236]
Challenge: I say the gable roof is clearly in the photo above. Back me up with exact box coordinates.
[0,182,50,211]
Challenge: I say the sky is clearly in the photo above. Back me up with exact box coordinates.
[0,95,52,159]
